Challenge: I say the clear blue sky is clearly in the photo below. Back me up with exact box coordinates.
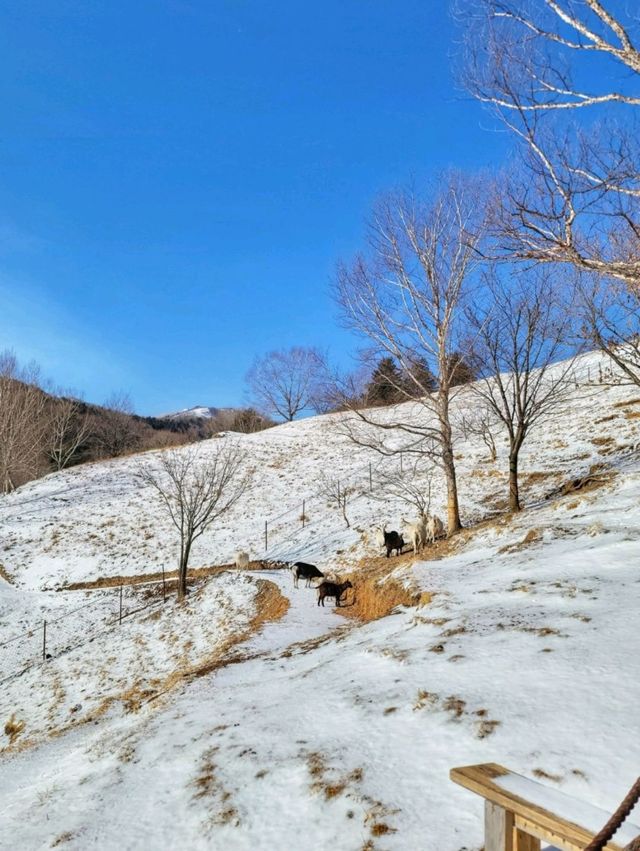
[0,0,507,415]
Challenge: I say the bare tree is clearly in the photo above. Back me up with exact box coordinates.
[93,392,143,459]
[317,473,355,528]
[466,266,577,511]
[373,457,435,519]
[246,347,325,422]
[334,175,487,534]
[47,393,91,471]
[138,443,250,600]
[579,273,640,387]
[461,0,640,287]
[458,407,500,463]
[0,351,49,493]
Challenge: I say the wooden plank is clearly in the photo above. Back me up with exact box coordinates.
[486,801,514,851]
[450,764,636,851]
[513,825,541,851]
[515,815,581,851]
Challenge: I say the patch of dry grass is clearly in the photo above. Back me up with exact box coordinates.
[4,713,25,744]
[61,560,288,592]
[0,563,14,584]
[50,832,75,847]
[591,435,615,447]
[498,527,543,555]
[306,751,364,801]
[614,397,640,408]
[339,570,427,622]
[533,768,563,783]
[557,464,617,498]
[523,470,560,484]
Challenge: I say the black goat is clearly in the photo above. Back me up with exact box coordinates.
[290,561,324,589]
[317,579,353,607]
[384,529,404,558]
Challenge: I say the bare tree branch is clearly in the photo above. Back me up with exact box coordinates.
[460,0,640,288]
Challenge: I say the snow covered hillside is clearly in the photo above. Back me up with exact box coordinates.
[1,351,640,850]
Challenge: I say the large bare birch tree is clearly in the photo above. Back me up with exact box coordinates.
[334,175,487,535]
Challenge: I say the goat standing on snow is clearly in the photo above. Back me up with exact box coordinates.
[402,516,427,555]
[317,579,353,607]
[290,561,324,588]
[425,515,445,545]
[374,524,405,557]
[234,550,250,569]
[383,527,404,558]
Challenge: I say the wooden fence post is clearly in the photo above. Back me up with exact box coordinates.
[42,620,47,661]
[162,566,166,603]
[485,801,514,851]
[119,585,123,625]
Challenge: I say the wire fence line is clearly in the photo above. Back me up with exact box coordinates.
[0,578,176,686]
[0,453,405,685]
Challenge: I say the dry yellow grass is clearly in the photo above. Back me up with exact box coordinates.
[498,528,543,555]
[339,573,426,622]
[591,435,615,446]
[62,560,286,591]
[523,470,560,484]
[332,552,433,622]
[0,563,13,584]
[4,713,25,744]
[614,397,640,408]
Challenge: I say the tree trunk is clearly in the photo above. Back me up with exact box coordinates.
[439,391,462,535]
[178,539,192,600]
[509,447,521,512]
[443,447,462,534]
[342,497,350,528]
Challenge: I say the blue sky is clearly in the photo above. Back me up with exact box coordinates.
[0,0,508,414]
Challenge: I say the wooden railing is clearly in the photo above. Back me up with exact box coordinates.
[450,763,640,851]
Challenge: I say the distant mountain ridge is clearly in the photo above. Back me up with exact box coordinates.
[158,405,226,421]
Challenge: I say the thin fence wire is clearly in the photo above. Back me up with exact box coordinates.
[0,579,173,686]
[0,424,438,684]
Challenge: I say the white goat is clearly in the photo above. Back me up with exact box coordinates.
[234,550,250,569]
[373,524,386,549]
[425,515,444,545]
[402,515,428,555]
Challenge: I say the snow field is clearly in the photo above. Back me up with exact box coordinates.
[1,350,640,848]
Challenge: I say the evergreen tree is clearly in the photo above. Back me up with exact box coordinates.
[446,351,476,387]
[402,358,437,397]
[365,357,404,406]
